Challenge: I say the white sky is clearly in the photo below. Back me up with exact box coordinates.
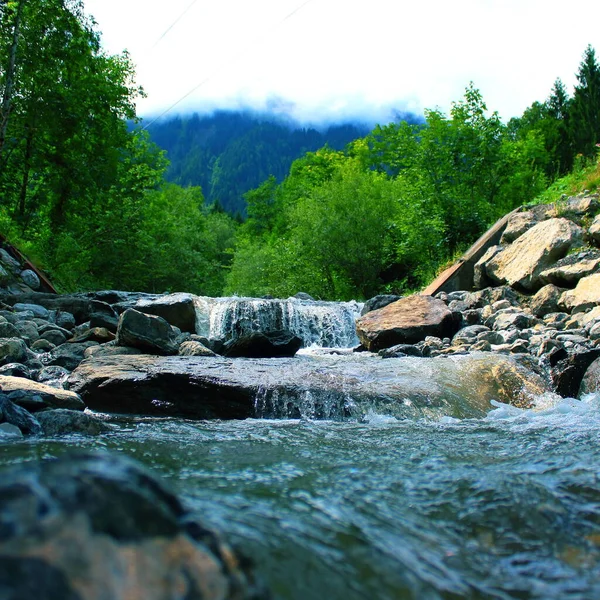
[83,0,600,125]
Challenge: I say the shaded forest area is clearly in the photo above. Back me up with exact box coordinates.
[1,0,600,300]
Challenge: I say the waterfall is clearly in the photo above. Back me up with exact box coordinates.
[194,296,363,348]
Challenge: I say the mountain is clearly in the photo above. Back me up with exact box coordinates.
[145,110,417,215]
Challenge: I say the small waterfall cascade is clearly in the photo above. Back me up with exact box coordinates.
[194,296,363,348]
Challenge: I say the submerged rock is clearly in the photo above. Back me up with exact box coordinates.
[68,352,551,420]
[0,452,267,599]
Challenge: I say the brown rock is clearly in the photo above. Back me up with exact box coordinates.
[485,218,584,291]
[0,375,85,410]
[559,273,600,313]
[355,295,458,351]
[580,357,600,396]
[529,284,564,317]
[500,210,538,244]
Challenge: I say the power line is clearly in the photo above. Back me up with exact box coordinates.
[142,0,316,130]
[150,0,200,50]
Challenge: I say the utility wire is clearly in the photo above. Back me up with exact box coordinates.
[151,0,200,50]
[142,0,316,130]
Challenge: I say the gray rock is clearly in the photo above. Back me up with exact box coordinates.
[0,422,22,437]
[31,339,55,352]
[473,245,503,290]
[0,362,31,378]
[500,210,538,244]
[452,325,490,346]
[89,299,119,332]
[0,376,85,411]
[13,302,49,319]
[116,309,181,355]
[20,269,40,290]
[539,250,600,287]
[0,248,21,273]
[0,337,28,365]
[36,409,109,436]
[580,357,600,396]
[590,214,600,244]
[0,452,265,599]
[0,321,20,338]
[40,329,67,346]
[49,309,76,330]
[46,342,99,371]
[134,293,197,333]
[0,394,42,435]
[178,340,217,357]
[552,349,600,398]
[360,294,402,316]
[378,344,424,358]
[13,319,39,345]
[35,366,71,388]
[0,264,10,286]
[294,292,315,301]
[223,330,303,358]
[530,284,564,317]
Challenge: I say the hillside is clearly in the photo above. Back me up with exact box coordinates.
[146,111,419,215]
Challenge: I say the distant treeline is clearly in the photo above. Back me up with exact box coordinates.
[1,1,599,299]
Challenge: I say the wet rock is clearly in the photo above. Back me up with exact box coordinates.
[223,330,303,358]
[116,309,181,355]
[35,366,71,388]
[0,376,85,411]
[559,273,600,313]
[178,340,217,357]
[46,342,99,371]
[36,409,110,436]
[0,362,31,378]
[0,422,22,437]
[580,357,600,396]
[13,320,39,345]
[134,293,197,333]
[0,293,91,324]
[31,339,55,353]
[89,299,120,332]
[360,294,403,316]
[0,452,266,599]
[486,309,536,331]
[69,352,551,420]
[378,344,423,358]
[84,343,144,359]
[551,349,600,398]
[452,325,490,346]
[69,326,115,344]
[0,394,41,435]
[355,295,459,351]
[13,302,49,319]
[293,292,315,301]
[0,338,28,365]
[39,329,67,346]
[485,218,584,291]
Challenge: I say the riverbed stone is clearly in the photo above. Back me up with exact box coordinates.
[0,394,42,435]
[222,330,303,358]
[0,337,28,365]
[580,357,600,396]
[46,341,99,371]
[134,293,197,333]
[178,340,217,357]
[551,349,600,398]
[485,218,584,291]
[0,452,265,599]
[360,294,403,316]
[20,269,40,290]
[0,375,85,411]
[530,284,564,317]
[559,273,600,313]
[116,308,181,355]
[355,295,458,351]
[36,409,110,436]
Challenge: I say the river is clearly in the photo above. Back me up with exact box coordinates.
[3,394,600,599]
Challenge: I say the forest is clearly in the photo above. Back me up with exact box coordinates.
[1,0,600,300]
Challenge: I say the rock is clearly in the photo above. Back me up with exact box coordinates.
[13,319,39,345]
[178,340,217,357]
[551,349,600,398]
[39,329,67,346]
[486,309,536,331]
[223,330,303,358]
[466,286,520,309]
[452,325,490,346]
[20,269,40,290]
[84,343,144,359]
[580,357,600,396]
[539,250,600,287]
[134,293,197,333]
[0,264,9,286]
[0,293,91,324]
[294,292,315,301]
[31,339,55,352]
[36,409,110,436]
[0,452,265,599]
[0,337,28,365]
[559,273,600,313]
[46,342,99,371]
[500,210,538,244]
[360,294,403,316]
[590,214,600,244]
[0,248,21,273]
[89,299,120,332]
[116,309,181,355]
[355,295,458,351]
[13,302,49,319]
[0,375,85,411]
[530,284,564,317]
[378,344,423,358]
[69,326,115,344]
[69,352,550,420]
[485,218,584,291]
[35,365,71,388]
[0,321,20,339]
[0,362,31,378]
[564,195,599,216]
[0,394,42,435]
[0,422,22,437]
[474,246,504,290]
[49,309,76,330]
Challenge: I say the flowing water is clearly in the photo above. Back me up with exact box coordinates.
[3,298,600,598]
[3,397,600,600]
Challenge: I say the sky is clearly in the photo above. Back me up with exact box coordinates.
[83,0,600,126]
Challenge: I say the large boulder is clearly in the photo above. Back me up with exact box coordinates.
[115,308,181,355]
[579,357,600,396]
[500,210,538,244]
[68,352,550,420]
[551,349,600,398]
[539,250,600,287]
[529,284,564,317]
[0,452,265,599]
[360,294,403,316]
[355,295,458,351]
[0,394,42,435]
[134,293,197,333]
[559,273,600,313]
[485,218,584,291]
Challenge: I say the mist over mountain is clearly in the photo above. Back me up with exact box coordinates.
[145,109,423,215]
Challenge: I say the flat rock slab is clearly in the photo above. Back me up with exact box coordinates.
[68,352,551,420]
[0,375,85,411]
[355,295,457,351]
